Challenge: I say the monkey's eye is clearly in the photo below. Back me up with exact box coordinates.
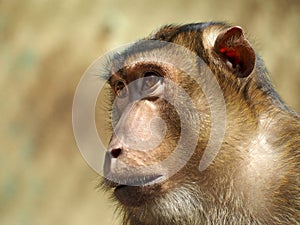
[142,72,162,91]
[113,81,127,98]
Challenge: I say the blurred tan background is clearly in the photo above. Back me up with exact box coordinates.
[0,0,299,225]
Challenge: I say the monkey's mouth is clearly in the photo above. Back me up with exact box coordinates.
[113,174,163,189]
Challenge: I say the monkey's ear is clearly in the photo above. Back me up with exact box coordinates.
[214,26,255,78]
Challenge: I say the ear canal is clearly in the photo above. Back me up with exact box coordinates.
[214,26,256,78]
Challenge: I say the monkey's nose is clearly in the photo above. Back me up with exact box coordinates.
[108,136,124,158]
[103,148,122,178]
[110,148,122,158]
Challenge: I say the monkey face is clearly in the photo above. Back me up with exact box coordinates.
[103,60,200,206]
[72,24,255,207]
[100,23,256,207]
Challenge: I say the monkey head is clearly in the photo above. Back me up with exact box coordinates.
[72,22,299,225]
[102,23,256,204]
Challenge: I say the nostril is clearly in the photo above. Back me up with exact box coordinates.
[111,148,122,158]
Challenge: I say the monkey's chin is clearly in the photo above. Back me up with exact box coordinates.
[113,175,164,207]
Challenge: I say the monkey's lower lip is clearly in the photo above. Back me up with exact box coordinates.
[113,175,163,206]
[114,174,163,190]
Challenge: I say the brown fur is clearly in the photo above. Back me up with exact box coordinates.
[101,22,300,225]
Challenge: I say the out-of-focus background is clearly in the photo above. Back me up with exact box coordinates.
[0,0,299,225]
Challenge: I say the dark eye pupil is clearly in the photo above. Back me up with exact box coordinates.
[142,72,161,90]
[144,71,158,77]
[115,81,127,98]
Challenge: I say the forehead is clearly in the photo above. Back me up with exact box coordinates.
[103,39,204,85]
[106,42,174,83]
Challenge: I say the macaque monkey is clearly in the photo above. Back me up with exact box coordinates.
[101,22,300,225]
